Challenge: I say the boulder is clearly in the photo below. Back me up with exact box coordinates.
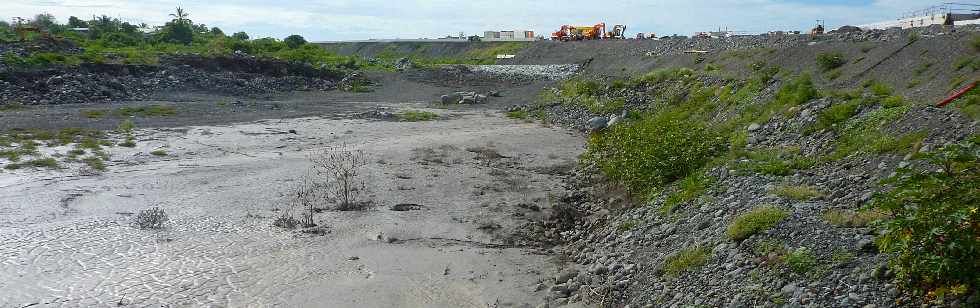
[588,117,609,131]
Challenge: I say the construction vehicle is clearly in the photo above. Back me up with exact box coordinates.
[551,23,608,41]
[810,20,825,35]
[12,17,52,41]
[605,24,627,39]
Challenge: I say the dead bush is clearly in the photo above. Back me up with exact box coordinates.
[131,207,169,229]
[292,169,325,227]
[311,144,370,211]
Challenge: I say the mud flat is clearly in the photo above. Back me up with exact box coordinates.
[0,106,583,307]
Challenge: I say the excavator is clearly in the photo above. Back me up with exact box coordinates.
[551,23,612,41]
[605,24,627,39]
[810,20,825,35]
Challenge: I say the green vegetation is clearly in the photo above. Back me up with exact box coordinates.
[544,78,627,114]
[397,110,438,122]
[661,172,714,214]
[875,140,979,298]
[784,246,819,275]
[830,105,924,160]
[150,149,168,156]
[816,52,846,72]
[1,11,369,71]
[0,102,26,112]
[4,158,61,170]
[954,57,980,72]
[948,85,980,120]
[726,205,788,241]
[81,157,106,171]
[587,111,721,196]
[81,109,107,119]
[823,208,887,228]
[812,100,861,132]
[117,119,135,133]
[663,245,711,276]
[116,105,177,117]
[771,185,824,201]
[735,149,816,176]
[374,42,528,67]
[618,220,639,232]
[505,110,529,120]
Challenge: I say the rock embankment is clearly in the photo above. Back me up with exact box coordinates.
[0,53,345,105]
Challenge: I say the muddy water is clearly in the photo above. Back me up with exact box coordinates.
[0,108,584,307]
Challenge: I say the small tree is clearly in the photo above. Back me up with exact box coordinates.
[169,7,189,25]
[284,34,307,49]
[232,31,249,40]
[311,145,369,211]
[210,27,224,36]
[67,16,88,28]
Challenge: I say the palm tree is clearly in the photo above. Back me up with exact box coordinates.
[169,7,188,24]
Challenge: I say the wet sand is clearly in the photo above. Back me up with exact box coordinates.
[0,105,584,307]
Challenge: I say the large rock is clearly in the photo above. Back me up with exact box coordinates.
[588,117,609,132]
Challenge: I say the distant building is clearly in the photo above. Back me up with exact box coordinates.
[859,3,980,30]
[481,29,536,41]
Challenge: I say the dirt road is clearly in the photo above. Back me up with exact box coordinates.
[0,105,584,307]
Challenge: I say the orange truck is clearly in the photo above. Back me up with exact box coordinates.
[551,23,608,41]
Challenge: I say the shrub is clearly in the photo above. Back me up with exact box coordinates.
[816,52,846,71]
[664,245,711,276]
[588,111,721,196]
[310,145,370,211]
[823,209,887,227]
[875,141,979,297]
[131,207,169,229]
[771,185,824,200]
[774,74,819,109]
[812,100,861,132]
[727,205,788,241]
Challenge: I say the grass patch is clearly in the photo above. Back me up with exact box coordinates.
[784,246,819,275]
[0,102,25,112]
[81,109,107,119]
[115,105,177,117]
[618,220,640,232]
[81,157,106,171]
[149,149,168,156]
[661,172,714,214]
[816,52,846,72]
[506,110,529,120]
[398,110,438,122]
[735,149,816,176]
[823,209,887,227]
[5,157,61,170]
[726,205,788,241]
[830,105,925,159]
[663,245,711,276]
[771,185,824,200]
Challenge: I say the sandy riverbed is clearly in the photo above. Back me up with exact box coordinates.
[0,106,584,307]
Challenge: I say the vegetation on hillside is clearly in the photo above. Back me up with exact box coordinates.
[0,9,367,70]
[875,140,979,299]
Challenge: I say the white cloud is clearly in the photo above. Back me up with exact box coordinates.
[2,0,942,41]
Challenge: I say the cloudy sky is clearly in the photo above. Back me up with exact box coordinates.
[3,0,955,41]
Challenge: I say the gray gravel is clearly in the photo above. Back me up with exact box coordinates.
[465,64,579,80]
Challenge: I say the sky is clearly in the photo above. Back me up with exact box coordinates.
[1,0,961,41]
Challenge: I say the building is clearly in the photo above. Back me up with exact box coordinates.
[859,3,980,30]
[481,29,536,41]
